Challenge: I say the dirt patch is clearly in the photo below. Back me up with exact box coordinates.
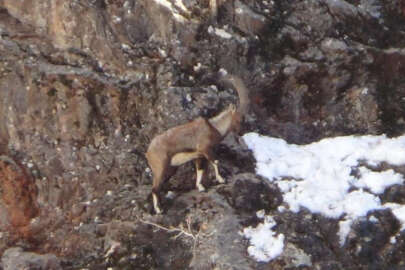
[0,156,39,239]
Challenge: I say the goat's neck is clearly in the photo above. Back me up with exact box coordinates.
[208,107,234,137]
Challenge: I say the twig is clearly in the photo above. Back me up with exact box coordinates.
[138,215,213,256]
[139,217,196,240]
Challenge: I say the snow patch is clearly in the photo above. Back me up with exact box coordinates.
[384,203,405,231]
[208,26,233,39]
[174,0,189,13]
[358,0,382,19]
[243,132,405,248]
[153,0,188,23]
[338,219,353,246]
[354,167,403,194]
[242,211,285,262]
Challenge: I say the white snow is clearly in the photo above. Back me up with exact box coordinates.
[174,0,189,13]
[384,203,405,230]
[354,167,403,194]
[153,0,188,23]
[338,219,353,246]
[242,211,285,262]
[358,0,382,19]
[208,26,233,39]
[242,132,405,253]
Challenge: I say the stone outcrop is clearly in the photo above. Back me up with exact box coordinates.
[1,247,61,270]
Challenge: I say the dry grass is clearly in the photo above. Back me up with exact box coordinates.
[139,215,214,256]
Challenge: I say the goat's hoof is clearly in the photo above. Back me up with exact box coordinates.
[154,207,163,215]
[218,178,226,184]
[197,185,206,192]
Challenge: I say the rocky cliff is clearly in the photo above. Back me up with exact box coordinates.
[0,0,405,269]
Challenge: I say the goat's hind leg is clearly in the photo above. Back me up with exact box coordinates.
[151,159,170,214]
[152,164,178,214]
[152,182,163,214]
[194,158,206,192]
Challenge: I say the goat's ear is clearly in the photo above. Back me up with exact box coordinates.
[229,104,236,111]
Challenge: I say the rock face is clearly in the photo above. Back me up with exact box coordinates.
[1,247,62,270]
[0,0,405,269]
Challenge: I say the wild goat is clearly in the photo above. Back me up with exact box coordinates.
[146,74,249,214]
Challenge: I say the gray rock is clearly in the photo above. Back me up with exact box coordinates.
[230,173,282,212]
[1,248,61,270]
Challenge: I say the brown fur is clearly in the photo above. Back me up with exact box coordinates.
[146,75,249,214]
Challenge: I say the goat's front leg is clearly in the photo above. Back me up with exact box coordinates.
[211,160,225,184]
[195,158,206,192]
[203,149,226,184]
